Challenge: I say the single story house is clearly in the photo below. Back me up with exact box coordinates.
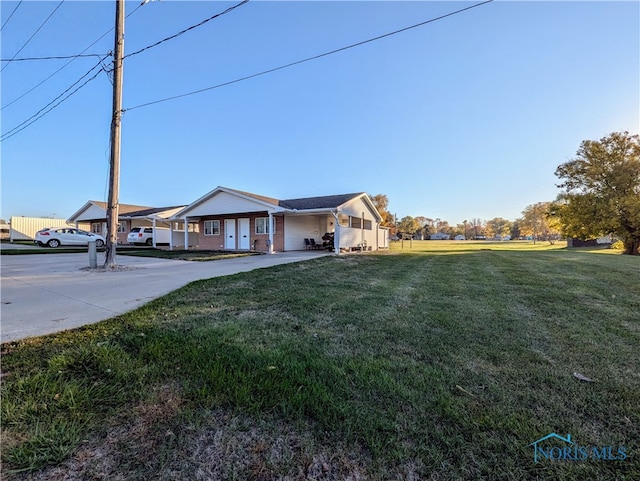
[169,186,389,254]
[430,232,450,240]
[67,201,188,245]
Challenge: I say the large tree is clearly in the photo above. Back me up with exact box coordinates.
[397,216,420,238]
[370,194,395,228]
[519,202,561,244]
[555,131,640,255]
[485,217,512,239]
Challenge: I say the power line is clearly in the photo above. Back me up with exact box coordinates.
[1,53,106,62]
[1,55,109,141]
[125,0,493,112]
[1,0,23,32]
[1,0,64,72]
[124,0,249,59]
[0,53,102,62]
[1,2,142,111]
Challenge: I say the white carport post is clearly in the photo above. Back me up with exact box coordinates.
[268,212,274,254]
[183,217,189,251]
[169,222,174,251]
[152,217,157,248]
[331,211,340,255]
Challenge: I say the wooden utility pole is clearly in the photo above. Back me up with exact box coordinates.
[104,0,125,267]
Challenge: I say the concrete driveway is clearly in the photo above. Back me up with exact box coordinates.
[1,250,329,343]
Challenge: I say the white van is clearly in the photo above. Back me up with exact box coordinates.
[127,227,170,246]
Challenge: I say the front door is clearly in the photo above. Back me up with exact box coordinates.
[238,218,250,250]
[224,219,236,249]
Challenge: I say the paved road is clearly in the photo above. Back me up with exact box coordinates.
[1,251,328,343]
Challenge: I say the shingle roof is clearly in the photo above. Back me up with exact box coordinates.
[279,193,364,210]
[88,201,153,215]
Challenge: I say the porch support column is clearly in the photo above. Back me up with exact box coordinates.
[183,217,189,250]
[169,221,174,251]
[152,217,157,248]
[268,212,274,254]
[331,211,340,255]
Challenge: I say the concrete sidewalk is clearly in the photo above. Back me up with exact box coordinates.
[1,250,329,343]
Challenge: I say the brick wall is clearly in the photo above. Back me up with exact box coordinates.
[197,214,284,252]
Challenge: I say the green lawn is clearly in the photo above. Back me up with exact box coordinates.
[117,249,262,261]
[1,243,638,480]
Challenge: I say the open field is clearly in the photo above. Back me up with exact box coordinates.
[1,243,638,480]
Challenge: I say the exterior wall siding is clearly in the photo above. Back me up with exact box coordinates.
[335,197,380,251]
[283,215,329,251]
[187,192,274,218]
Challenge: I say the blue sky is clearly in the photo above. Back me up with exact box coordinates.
[2,1,638,226]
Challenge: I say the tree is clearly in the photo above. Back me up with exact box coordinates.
[370,194,395,227]
[397,216,420,238]
[519,202,561,244]
[413,216,432,238]
[510,221,521,240]
[555,131,640,255]
[469,218,485,238]
[485,217,512,239]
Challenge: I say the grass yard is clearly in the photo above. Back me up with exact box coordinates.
[117,249,262,261]
[1,243,638,480]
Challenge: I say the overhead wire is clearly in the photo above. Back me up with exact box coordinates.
[1,53,106,62]
[1,0,246,137]
[1,0,23,32]
[1,2,143,111]
[124,0,249,59]
[1,0,64,72]
[124,0,493,112]
[1,55,109,141]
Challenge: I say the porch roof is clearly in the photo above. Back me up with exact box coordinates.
[67,200,152,223]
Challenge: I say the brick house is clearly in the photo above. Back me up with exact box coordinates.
[170,186,389,254]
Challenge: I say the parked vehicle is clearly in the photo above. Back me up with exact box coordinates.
[34,227,105,248]
[127,227,170,246]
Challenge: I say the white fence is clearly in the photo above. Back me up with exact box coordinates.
[9,217,77,241]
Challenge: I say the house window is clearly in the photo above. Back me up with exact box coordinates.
[350,217,362,229]
[117,222,127,233]
[363,219,372,230]
[338,214,349,227]
[204,220,220,236]
[91,222,102,234]
[255,217,274,235]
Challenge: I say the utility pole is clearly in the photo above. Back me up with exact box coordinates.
[104,0,125,267]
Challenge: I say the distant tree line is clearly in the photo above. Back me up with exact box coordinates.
[371,131,639,255]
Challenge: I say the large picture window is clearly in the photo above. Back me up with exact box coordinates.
[255,217,274,234]
[204,220,220,236]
